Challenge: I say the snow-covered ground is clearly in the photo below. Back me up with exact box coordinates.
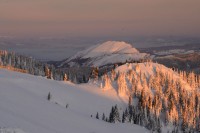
[0,128,25,133]
[0,69,148,133]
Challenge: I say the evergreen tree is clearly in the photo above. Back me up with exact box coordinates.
[127,95,134,123]
[83,75,87,83]
[157,118,162,133]
[117,73,128,96]
[63,73,68,81]
[109,106,115,123]
[91,67,99,80]
[124,108,129,123]
[122,112,125,123]
[102,113,105,121]
[103,74,112,90]
[114,105,121,123]
[128,95,132,107]
[96,112,99,119]
[109,105,121,123]
[47,92,51,101]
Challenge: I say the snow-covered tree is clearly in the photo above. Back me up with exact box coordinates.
[103,73,112,90]
[117,72,128,97]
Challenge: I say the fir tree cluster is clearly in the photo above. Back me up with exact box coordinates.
[0,50,91,83]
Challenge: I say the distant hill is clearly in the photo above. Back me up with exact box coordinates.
[57,41,149,68]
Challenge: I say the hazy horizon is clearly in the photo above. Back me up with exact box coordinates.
[0,0,200,60]
[0,0,200,38]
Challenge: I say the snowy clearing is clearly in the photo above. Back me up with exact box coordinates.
[0,69,148,133]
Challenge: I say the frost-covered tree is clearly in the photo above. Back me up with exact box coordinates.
[91,67,99,80]
[117,73,128,96]
[63,73,68,81]
[103,73,112,90]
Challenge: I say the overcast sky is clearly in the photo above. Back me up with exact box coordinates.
[0,0,200,38]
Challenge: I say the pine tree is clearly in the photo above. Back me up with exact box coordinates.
[157,118,162,133]
[111,69,116,81]
[103,74,111,90]
[114,105,121,123]
[83,75,87,83]
[128,105,134,123]
[45,66,51,79]
[91,67,99,80]
[122,112,125,123]
[128,95,132,107]
[109,106,115,123]
[117,73,128,96]
[181,111,188,132]
[102,113,105,121]
[108,105,121,123]
[124,108,129,123]
[47,92,51,101]
[96,112,99,119]
[63,73,68,81]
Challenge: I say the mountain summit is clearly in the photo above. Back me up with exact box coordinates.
[59,41,149,67]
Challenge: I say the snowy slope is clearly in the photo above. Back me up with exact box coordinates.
[0,69,148,133]
[59,41,149,67]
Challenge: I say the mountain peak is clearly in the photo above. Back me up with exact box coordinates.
[92,41,138,54]
[78,41,139,58]
[59,41,149,67]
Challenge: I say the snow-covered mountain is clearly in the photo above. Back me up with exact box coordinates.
[96,62,200,132]
[1,60,200,132]
[58,41,149,68]
[101,62,194,92]
[0,68,147,133]
[96,62,196,102]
